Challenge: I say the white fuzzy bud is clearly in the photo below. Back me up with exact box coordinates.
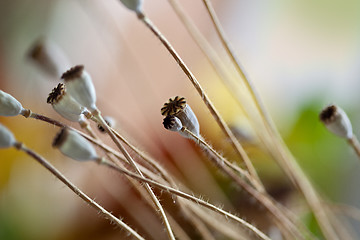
[28,38,71,78]
[61,65,97,112]
[47,83,87,122]
[0,124,16,148]
[161,96,200,137]
[53,128,98,161]
[119,0,143,13]
[319,104,353,139]
[0,90,25,116]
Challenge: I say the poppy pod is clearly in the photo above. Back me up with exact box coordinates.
[61,65,97,112]
[28,38,70,78]
[53,128,99,161]
[0,90,25,117]
[119,0,143,13]
[47,83,87,122]
[319,104,353,139]
[97,116,117,133]
[0,124,16,148]
[161,96,200,138]
[163,115,183,132]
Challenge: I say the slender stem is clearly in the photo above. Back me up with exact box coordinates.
[101,159,272,240]
[200,0,271,129]
[178,130,302,238]
[182,128,255,187]
[15,143,144,240]
[348,135,360,159]
[26,111,65,127]
[108,128,240,239]
[136,11,264,192]
[201,1,342,238]
[92,110,176,240]
[79,120,98,139]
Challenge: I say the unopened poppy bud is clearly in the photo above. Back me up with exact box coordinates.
[163,115,183,132]
[0,90,25,116]
[28,38,70,78]
[319,104,353,139]
[97,116,116,133]
[53,128,98,161]
[0,124,16,148]
[61,65,97,112]
[161,96,200,137]
[47,83,88,122]
[119,0,143,13]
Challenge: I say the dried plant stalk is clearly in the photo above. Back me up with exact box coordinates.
[101,159,272,240]
[135,11,264,192]
[348,135,360,159]
[15,143,144,240]
[200,1,344,238]
[92,110,176,240]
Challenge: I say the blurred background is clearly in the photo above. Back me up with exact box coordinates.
[1,0,360,239]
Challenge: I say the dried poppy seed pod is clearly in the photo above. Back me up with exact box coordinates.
[53,128,99,161]
[161,96,200,137]
[28,38,70,78]
[0,124,17,148]
[47,83,88,122]
[319,104,353,139]
[0,90,26,116]
[163,115,183,132]
[97,116,116,133]
[119,0,143,13]
[61,65,97,112]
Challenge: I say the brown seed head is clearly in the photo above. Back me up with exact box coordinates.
[28,40,44,60]
[319,105,336,124]
[161,96,186,116]
[61,65,84,81]
[98,119,110,133]
[47,83,66,104]
[163,115,182,131]
[52,127,68,148]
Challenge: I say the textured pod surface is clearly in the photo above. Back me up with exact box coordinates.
[0,90,24,116]
[163,115,183,132]
[174,104,200,137]
[62,65,97,112]
[53,128,98,161]
[161,96,200,137]
[47,83,86,122]
[119,0,143,13]
[320,105,353,139]
[0,124,16,148]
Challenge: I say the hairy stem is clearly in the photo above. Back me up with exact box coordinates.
[201,1,342,238]
[135,10,264,192]
[15,143,144,240]
[101,159,272,240]
[92,109,176,240]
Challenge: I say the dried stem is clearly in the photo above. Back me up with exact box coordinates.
[91,109,176,240]
[135,11,264,192]
[200,0,270,128]
[348,135,360,159]
[15,143,144,240]
[101,159,272,240]
[201,1,342,238]
[182,128,252,182]
[181,131,304,239]
[108,127,243,239]
[182,127,298,238]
